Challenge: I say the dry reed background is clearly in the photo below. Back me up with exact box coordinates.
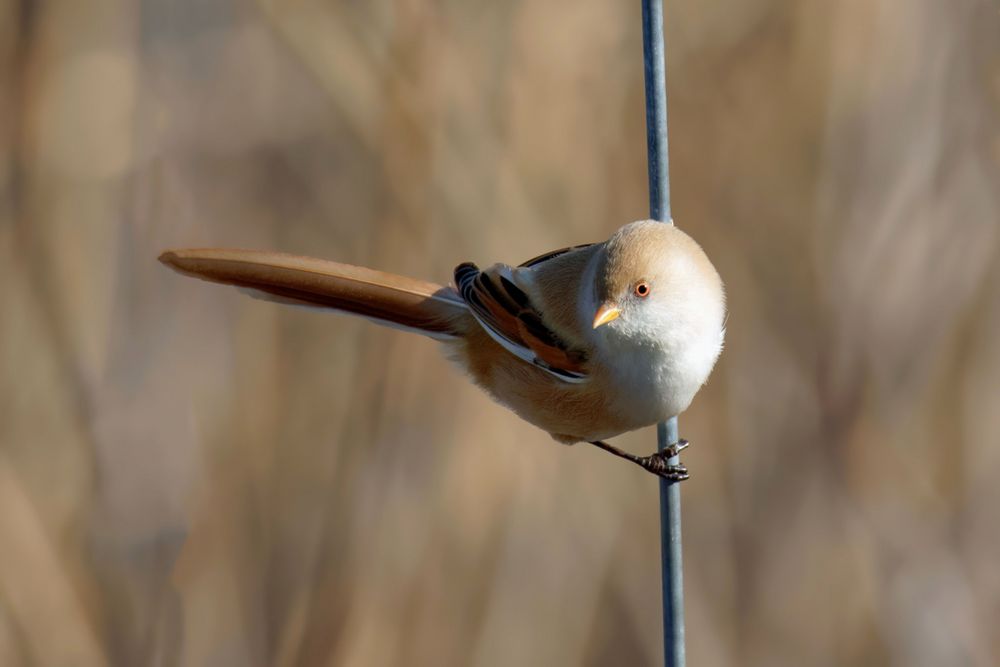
[1,0,999,665]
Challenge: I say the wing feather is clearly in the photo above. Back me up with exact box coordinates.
[454,261,588,382]
[518,243,595,268]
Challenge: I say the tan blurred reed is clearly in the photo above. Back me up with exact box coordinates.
[1,0,998,665]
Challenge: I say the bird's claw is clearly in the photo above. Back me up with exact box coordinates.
[663,438,689,459]
[636,440,690,482]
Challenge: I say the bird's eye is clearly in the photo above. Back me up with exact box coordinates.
[634,281,651,298]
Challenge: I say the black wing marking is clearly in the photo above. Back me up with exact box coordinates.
[454,262,588,382]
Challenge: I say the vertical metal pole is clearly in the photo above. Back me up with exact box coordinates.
[641,1,685,666]
[642,0,671,223]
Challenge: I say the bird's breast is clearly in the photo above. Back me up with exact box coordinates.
[596,331,721,426]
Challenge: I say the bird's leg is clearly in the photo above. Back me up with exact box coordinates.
[588,439,690,482]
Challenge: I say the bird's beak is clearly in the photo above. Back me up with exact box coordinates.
[592,303,621,329]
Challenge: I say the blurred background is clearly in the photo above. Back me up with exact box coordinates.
[1,0,999,665]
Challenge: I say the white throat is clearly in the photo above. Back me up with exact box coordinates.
[590,299,724,424]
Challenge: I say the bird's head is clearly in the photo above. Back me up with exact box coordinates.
[590,220,724,347]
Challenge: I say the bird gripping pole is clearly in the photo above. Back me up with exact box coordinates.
[640,1,685,665]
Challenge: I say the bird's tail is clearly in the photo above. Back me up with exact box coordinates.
[159,248,470,339]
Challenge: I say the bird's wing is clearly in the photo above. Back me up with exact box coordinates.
[518,243,595,268]
[454,262,588,383]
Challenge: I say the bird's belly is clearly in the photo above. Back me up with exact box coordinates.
[449,330,713,444]
[461,359,669,444]
[491,374,647,443]
[598,344,710,432]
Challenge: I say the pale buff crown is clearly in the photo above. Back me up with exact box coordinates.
[598,220,722,308]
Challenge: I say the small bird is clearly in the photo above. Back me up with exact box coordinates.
[159,220,725,480]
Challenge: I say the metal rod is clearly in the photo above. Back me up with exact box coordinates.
[641,0,671,223]
[656,419,684,667]
[641,1,685,665]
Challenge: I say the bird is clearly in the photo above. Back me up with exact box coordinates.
[159,220,725,480]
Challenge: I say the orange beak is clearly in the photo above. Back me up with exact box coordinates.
[592,303,621,329]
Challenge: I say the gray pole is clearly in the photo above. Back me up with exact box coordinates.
[641,1,685,665]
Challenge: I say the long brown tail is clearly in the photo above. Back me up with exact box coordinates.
[159,248,470,339]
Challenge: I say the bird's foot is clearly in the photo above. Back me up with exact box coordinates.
[587,438,690,482]
[634,441,690,482]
